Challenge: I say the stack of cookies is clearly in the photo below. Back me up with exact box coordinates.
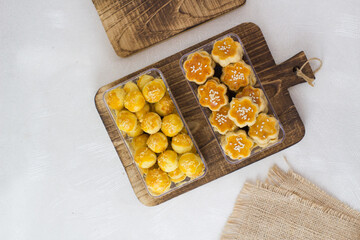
[183,37,280,161]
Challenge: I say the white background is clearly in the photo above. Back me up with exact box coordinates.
[1,0,360,239]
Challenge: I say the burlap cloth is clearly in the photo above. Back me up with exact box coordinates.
[221,165,360,240]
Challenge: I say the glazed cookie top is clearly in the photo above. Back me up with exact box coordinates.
[221,130,253,160]
[198,78,228,111]
[236,86,268,113]
[145,168,171,195]
[211,37,243,66]
[183,51,214,85]
[209,105,236,135]
[221,61,254,91]
[248,113,279,145]
[228,97,259,128]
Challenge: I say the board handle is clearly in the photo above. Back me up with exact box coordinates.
[274,51,315,89]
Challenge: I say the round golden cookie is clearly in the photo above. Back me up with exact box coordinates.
[146,132,168,153]
[168,168,185,180]
[183,51,215,85]
[131,134,149,151]
[220,61,256,91]
[127,122,143,137]
[142,79,166,103]
[116,110,138,132]
[105,88,126,110]
[178,153,205,178]
[221,130,254,160]
[124,90,146,112]
[171,174,186,183]
[137,74,154,91]
[197,78,228,111]
[158,150,178,172]
[161,114,184,137]
[123,82,139,93]
[228,97,260,128]
[248,113,280,148]
[145,168,171,195]
[236,86,268,113]
[135,103,150,122]
[211,37,243,67]
[154,94,175,116]
[171,133,194,154]
[209,105,237,135]
[141,112,162,134]
[134,147,157,168]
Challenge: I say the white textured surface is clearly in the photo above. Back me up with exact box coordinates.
[1,0,360,239]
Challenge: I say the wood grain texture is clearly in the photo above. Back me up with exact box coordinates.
[92,0,246,57]
[95,23,315,206]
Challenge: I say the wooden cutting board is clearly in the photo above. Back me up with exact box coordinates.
[95,22,315,206]
[92,0,246,57]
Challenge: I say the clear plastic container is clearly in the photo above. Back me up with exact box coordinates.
[103,68,207,197]
[179,33,285,164]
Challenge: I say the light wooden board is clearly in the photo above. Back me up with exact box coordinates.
[92,0,246,57]
[95,22,315,206]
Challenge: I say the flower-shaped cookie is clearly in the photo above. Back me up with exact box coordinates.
[183,51,215,84]
[236,86,268,113]
[228,97,259,128]
[197,78,228,111]
[211,37,243,67]
[221,130,254,160]
[248,113,280,148]
[220,61,256,91]
[209,105,237,135]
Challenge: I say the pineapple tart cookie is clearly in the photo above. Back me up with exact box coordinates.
[221,61,256,91]
[161,114,184,137]
[137,74,154,91]
[123,81,139,93]
[116,110,138,132]
[197,78,228,111]
[126,122,143,137]
[221,130,254,160]
[124,90,146,112]
[154,94,175,117]
[146,132,168,153]
[131,134,149,151]
[236,86,268,113]
[183,51,215,84]
[171,133,194,154]
[248,113,280,148]
[209,105,237,135]
[228,97,259,128]
[142,78,166,103]
[211,37,243,67]
[135,102,150,122]
[105,88,126,110]
[145,168,171,195]
[157,150,178,172]
[134,146,157,169]
[168,168,186,183]
[178,153,205,178]
[141,112,162,134]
